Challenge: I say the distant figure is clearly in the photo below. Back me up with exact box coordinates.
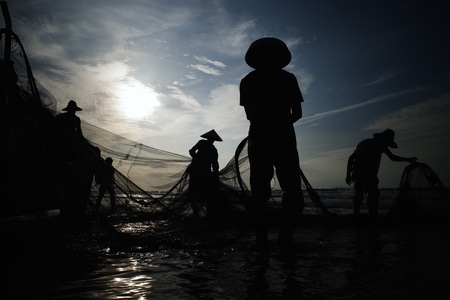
[240,37,305,248]
[88,146,103,191]
[188,129,222,219]
[95,157,116,211]
[346,129,417,216]
[55,100,84,164]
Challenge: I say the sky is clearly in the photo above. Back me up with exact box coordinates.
[4,0,450,188]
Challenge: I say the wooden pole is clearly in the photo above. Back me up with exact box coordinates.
[1,1,12,62]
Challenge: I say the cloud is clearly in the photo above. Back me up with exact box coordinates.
[166,85,202,110]
[300,85,432,125]
[359,68,402,88]
[189,64,222,75]
[202,84,248,139]
[296,69,315,94]
[194,56,226,68]
[190,14,256,58]
[364,93,450,137]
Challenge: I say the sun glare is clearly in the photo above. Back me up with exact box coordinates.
[118,82,160,119]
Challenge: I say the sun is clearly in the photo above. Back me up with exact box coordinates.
[118,82,160,119]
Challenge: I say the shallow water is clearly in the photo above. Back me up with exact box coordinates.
[2,191,450,299]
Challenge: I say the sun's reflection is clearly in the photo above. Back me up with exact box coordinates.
[110,257,155,299]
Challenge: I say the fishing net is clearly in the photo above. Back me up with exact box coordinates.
[0,5,337,249]
[1,25,60,216]
[393,163,450,220]
[1,17,251,247]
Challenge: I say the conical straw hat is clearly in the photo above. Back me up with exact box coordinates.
[201,129,222,142]
[62,100,82,111]
[245,37,291,69]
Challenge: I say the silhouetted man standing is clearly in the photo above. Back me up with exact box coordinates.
[95,157,116,211]
[55,100,84,164]
[55,100,87,220]
[346,129,417,216]
[240,37,305,248]
[188,129,222,219]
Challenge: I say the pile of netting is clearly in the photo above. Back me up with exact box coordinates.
[84,122,252,218]
[392,163,450,221]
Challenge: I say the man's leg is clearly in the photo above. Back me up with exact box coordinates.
[108,186,116,210]
[367,181,380,216]
[249,170,272,247]
[352,181,365,215]
[275,146,304,245]
[188,175,200,218]
[248,139,273,248]
[96,185,106,208]
[278,190,304,245]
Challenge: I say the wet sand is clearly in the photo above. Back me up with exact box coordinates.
[2,202,450,299]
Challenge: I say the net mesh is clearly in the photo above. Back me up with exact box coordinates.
[393,163,450,219]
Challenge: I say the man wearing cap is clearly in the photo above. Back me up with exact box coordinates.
[240,37,305,247]
[346,129,417,216]
[188,129,222,219]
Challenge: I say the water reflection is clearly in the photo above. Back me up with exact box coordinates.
[110,258,154,298]
[4,215,450,299]
[44,225,450,299]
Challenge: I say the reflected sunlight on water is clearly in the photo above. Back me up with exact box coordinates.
[3,189,450,299]
[43,226,450,299]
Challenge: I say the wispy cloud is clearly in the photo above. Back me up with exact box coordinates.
[166,85,202,110]
[300,85,432,125]
[359,68,403,88]
[202,84,248,139]
[194,56,226,68]
[296,69,315,94]
[201,19,256,57]
[190,64,222,75]
[364,93,450,135]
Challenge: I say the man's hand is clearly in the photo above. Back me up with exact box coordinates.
[345,175,352,186]
[408,157,418,164]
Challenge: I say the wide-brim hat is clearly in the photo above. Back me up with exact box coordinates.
[62,100,82,111]
[201,129,222,142]
[374,129,398,148]
[245,37,291,69]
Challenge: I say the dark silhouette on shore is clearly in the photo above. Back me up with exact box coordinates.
[55,100,90,220]
[95,156,116,211]
[346,129,417,216]
[55,100,84,163]
[188,129,222,219]
[240,37,305,248]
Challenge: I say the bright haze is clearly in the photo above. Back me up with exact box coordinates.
[6,0,450,188]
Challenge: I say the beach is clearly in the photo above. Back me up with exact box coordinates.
[2,189,450,299]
